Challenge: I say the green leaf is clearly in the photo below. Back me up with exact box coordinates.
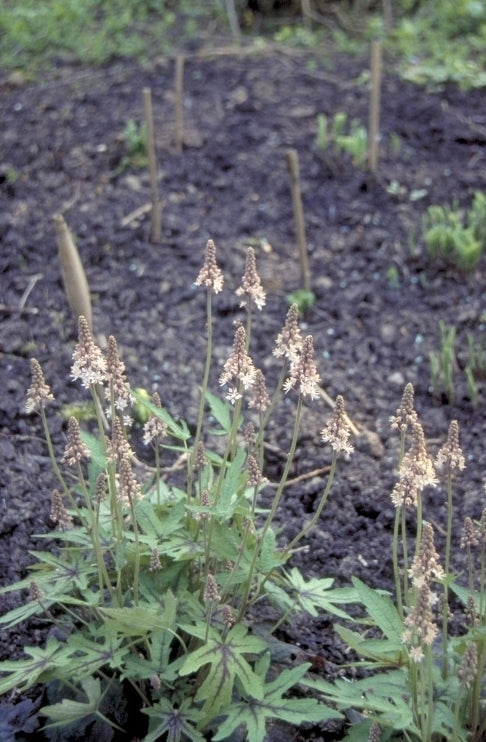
[304,669,418,734]
[335,625,405,667]
[264,580,295,614]
[213,663,341,742]
[120,594,181,684]
[205,389,232,435]
[0,552,100,630]
[207,520,244,564]
[162,533,203,561]
[28,550,92,591]
[143,697,206,742]
[41,677,127,734]
[449,581,481,612]
[41,676,102,726]
[80,430,106,469]
[99,596,177,636]
[351,577,403,642]
[217,447,247,514]
[0,594,53,629]
[285,567,357,619]
[179,624,266,719]
[431,700,463,739]
[258,528,279,573]
[0,637,68,694]
[136,499,186,542]
[53,633,128,681]
[131,389,191,441]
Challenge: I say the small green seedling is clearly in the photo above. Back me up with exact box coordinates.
[287,288,316,313]
[429,320,457,403]
[423,191,486,274]
[430,322,486,407]
[465,331,486,406]
[385,265,400,288]
[117,119,148,172]
[316,112,368,168]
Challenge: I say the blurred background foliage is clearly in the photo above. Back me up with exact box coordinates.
[1,0,485,88]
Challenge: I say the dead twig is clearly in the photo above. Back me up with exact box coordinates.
[0,304,39,315]
[19,274,43,309]
[283,465,332,488]
[121,202,152,227]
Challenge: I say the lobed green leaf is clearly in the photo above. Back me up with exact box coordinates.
[179,624,266,719]
[214,663,341,742]
[351,577,404,642]
[285,567,358,619]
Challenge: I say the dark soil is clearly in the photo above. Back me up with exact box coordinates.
[1,43,486,740]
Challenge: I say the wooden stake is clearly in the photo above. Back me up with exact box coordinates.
[301,0,312,31]
[174,55,185,154]
[142,87,162,243]
[225,0,241,42]
[55,214,93,331]
[382,0,393,33]
[368,38,382,176]
[285,148,311,293]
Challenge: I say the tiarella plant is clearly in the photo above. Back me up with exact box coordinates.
[0,241,354,741]
[305,384,486,741]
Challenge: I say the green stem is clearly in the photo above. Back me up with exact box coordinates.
[189,288,214,498]
[452,684,465,741]
[393,506,404,620]
[220,513,256,605]
[409,660,419,732]
[425,645,434,742]
[241,397,304,614]
[90,384,125,597]
[441,467,454,678]
[235,535,261,623]
[443,468,453,576]
[260,395,303,542]
[76,461,115,604]
[127,495,141,606]
[283,453,338,555]
[479,539,486,622]
[39,405,80,513]
[213,391,245,507]
[471,652,484,741]
[401,505,409,609]
[269,598,298,635]
[245,306,253,351]
[393,427,407,620]
[154,440,161,507]
[415,491,423,560]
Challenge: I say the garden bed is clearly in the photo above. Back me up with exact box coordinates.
[1,44,486,739]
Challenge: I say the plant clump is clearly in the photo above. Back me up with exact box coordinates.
[423,191,486,274]
[0,240,352,741]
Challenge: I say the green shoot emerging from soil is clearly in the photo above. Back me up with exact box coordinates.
[0,240,352,741]
[316,111,368,169]
[423,191,486,275]
[429,320,486,407]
